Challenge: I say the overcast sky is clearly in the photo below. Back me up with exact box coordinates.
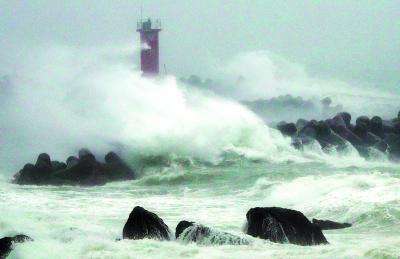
[1,0,399,90]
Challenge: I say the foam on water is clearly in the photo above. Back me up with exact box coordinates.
[1,160,400,258]
[1,47,400,258]
[0,46,309,175]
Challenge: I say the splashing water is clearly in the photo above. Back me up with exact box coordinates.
[1,47,400,258]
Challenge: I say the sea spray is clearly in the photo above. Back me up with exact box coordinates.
[215,51,400,118]
[0,46,303,176]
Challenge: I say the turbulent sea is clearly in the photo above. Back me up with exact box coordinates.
[1,151,400,258]
[1,49,400,258]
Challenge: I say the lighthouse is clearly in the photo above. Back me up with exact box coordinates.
[137,18,161,76]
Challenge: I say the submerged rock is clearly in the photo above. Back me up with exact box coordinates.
[0,234,33,258]
[175,221,250,245]
[175,221,195,239]
[245,207,328,246]
[123,206,171,240]
[312,219,352,230]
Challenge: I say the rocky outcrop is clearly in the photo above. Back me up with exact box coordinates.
[276,111,400,160]
[277,122,297,137]
[0,234,33,258]
[13,149,135,186]
[123,206,171,240]
[245,207,328,246]
[104,152,135,181]
[175,221,250,245]
[175,220,195,239]
[312,219,352,230]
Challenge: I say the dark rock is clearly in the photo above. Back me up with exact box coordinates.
[382,120,397,134]
[0,234,33,258]
[175,221,250,245]
[370,116,384,138]
[0,237,13,258]
[316,121,331,136]
[312,219,352,230]
[66,156,79,168]
[384,133,400,160]
[123,206,170,240]
[245,207,328,246]
[35,153,53,180]
[13,153,54,184]
[175,221,195,239]
[78,148,93,160]
[51,153,106,186]
[298,121,318,139]
[356,116,370,129]
[331,124,363,147]
[353,123,368,140]
[353,123,383,149]
[383,120,400,135]
[296,119,308,131]
[13,149,135,186]
[35,153,51,169]
[78,148,96,163]
[295,121,319,147]
[315,121,346,149]
[339,112,351,128]
[374,139,389,153]
[395,121,400,135]
[104,152,135,181]
[364,132,381,146]
[51,161,67,172]
[277,122,297,137]
[12,164,36,184]
[328,114,346,129]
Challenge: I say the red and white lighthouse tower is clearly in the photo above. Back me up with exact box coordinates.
[137,18,161,76]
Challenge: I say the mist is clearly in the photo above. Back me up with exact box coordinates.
[1,1,399,173]
[2,4,400,258]
[1,1,399,88]
[1,45,298,175]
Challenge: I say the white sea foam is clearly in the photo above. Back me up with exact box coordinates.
[0,46,317,176]
[1,46,400,258]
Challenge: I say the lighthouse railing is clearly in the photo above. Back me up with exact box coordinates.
[137,19,161,31]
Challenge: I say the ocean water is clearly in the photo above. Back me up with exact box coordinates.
[1,152,400,258]
[1,49,400,258]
